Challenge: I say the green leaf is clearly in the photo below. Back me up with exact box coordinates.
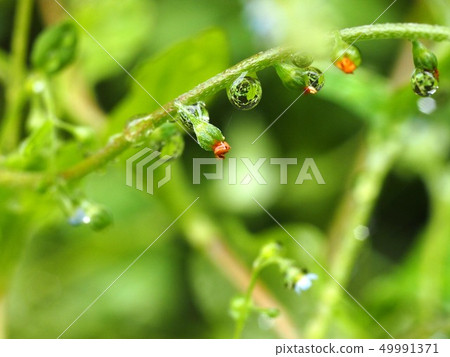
[108,29,230,134]
[31,22,78,75]
[66,0,155,83]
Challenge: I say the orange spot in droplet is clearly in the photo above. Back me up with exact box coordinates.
[433,68,440,81]
[212,141,231,159]
[304,86,318,95]
[335,57,357,74]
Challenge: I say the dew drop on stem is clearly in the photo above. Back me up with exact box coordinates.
[227,72,262,110]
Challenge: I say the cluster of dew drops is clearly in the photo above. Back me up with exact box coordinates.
[68,38,443,231]
[168,38,442,159]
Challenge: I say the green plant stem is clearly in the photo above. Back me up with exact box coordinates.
[233,266,262,339]
[340,23,450,42]
[0,294,5,339]
[0,0,34,152]
[305,131,400,338]
[0,23,449,188]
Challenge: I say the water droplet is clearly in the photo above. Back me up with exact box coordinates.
[411,68,439,97]
[417,97,437,115]
[124,115,153,146]
[227,72,262,110]
[177,101,209,131]
[353,225,370,241]
[303,67,324,94]
[68,207,90,226]
[68,202,112,231]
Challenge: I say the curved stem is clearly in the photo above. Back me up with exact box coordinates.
[0,0,34,152]
[0,23,449,188]
[340,23,450,42]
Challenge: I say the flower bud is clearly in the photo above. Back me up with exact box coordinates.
[31,22,78,75]
[212,141,231,159]
[177,102,209,131]
[332,35,362,74]
[175,102,230,158]
[194,120,225,152]
[275,63,324,94]
[412,41,438,76]
[259,241,283,260]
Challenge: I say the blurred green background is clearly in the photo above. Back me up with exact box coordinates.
[0,0,449,338]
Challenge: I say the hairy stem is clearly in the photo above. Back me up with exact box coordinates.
[340,23,450,42]
[0,23,449,188]
[0,0,34,152]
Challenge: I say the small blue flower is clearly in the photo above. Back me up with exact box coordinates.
[294,273,318,294]
[68,207,90,226]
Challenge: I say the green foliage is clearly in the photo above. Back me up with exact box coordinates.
[0,0,450,341]
[31,22,78,75]
[109,29,229,133]
[66,0,155,83]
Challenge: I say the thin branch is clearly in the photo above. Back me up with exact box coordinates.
[0,0,34,152]
[340,23,450,42]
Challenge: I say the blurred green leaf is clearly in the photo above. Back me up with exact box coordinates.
[109,29,230,133]
[67,0,155,83]
[31,22,78,75]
